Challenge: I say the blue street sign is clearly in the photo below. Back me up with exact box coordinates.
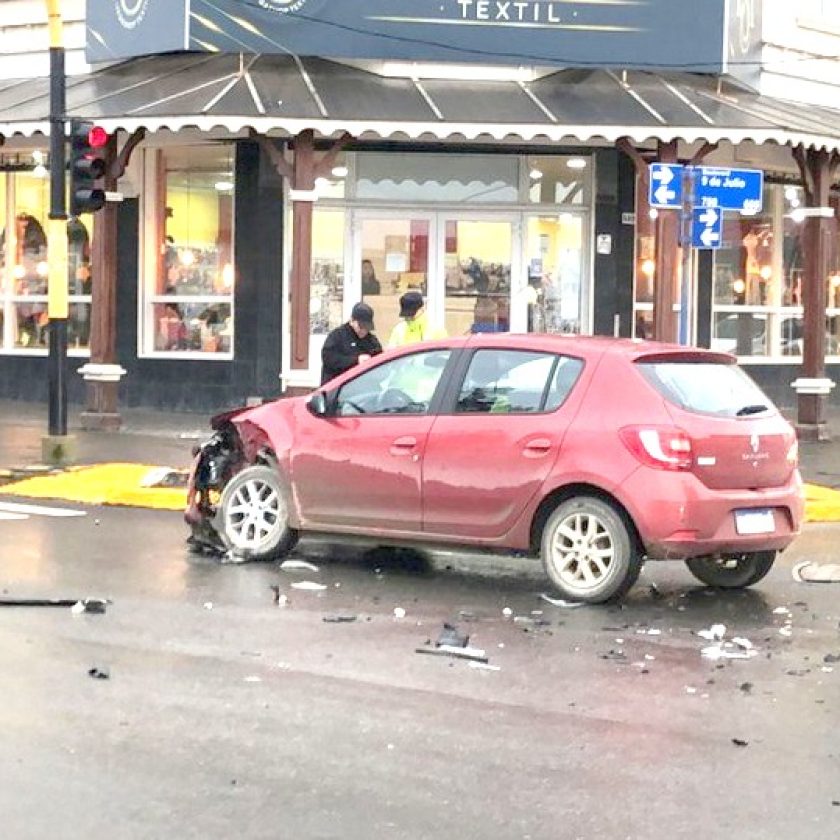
[648,163,683,209]
[694,166,763,213]
[691,208,723,249]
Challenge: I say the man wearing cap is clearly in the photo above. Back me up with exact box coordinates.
[387,291,446,348]
[320,302,383,384]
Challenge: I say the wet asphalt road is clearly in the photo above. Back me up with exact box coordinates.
[0,503,838,840]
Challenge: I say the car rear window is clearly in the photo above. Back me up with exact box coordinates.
[637,360,773,417]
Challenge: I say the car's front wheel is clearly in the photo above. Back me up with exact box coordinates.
[685,551,776,588]
[541,496,642,603]
[216,465,298,561]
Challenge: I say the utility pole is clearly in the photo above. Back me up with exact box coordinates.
[43,0,75,464]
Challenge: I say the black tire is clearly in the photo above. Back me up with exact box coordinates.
[214,465,298,561]
[685,551,776,589]
[540,496,642,604]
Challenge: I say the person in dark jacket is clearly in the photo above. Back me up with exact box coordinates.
[320,302,383,384]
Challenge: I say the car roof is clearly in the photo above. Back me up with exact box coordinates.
[460,333,736,364]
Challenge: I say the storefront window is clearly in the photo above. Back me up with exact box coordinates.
[141,146,235,356]
[0,161,93,354]
[526,215,584,334]
[526,155,592,206]
[310,208,345,339]
[355,153,518,203]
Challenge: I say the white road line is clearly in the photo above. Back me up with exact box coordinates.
[0,501,87,518]
[0,511,28,521]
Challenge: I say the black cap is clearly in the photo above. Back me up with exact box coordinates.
[351,302,375,329]
[399,291,424,318]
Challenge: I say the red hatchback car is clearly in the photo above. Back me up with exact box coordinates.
[185,334,804,603]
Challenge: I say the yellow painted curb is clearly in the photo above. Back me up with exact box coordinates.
[804,483,840,523]
[0,463,185,511]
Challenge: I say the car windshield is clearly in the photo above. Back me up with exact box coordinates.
[637,360,772,418]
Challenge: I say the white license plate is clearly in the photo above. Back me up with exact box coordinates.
[734,509,775,535]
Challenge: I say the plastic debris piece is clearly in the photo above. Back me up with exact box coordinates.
[244,676,262,683]
[88,667,110,680]
[779,626,793,637]
[772,606,791,615]
[469,661,501,672]
[540,593,583,608]
[732,637,753,650]
[731,738,748,747]
[436,623,469,648]
[502,607,513,618]
[685,686,697,695]
[698,624,727,641]
[792,561,840,583]
[415,644,488,663]
[600,649,627,662]
[323,614,358,623]
[393,607,406,619]
[279,559,320,573]
[203,602,214,610]
[644,654,656,661]
[701,642,758,661]
[290,581,327,591]
[140,467,189,488]
[514,615,551,627]
[270,585,290,607]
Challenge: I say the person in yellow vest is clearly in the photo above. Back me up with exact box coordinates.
[387,291,447,348]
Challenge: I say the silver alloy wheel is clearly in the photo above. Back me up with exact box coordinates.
[548,511,616,596]
[222,473,285,553]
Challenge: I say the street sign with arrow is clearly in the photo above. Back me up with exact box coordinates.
[648,163,683,209]
[691,207,722,249]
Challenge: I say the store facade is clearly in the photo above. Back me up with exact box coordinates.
[2,0,840,418]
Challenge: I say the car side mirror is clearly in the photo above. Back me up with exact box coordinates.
[307,392,329,417]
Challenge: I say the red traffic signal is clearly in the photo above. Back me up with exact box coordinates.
[68,119,108,216]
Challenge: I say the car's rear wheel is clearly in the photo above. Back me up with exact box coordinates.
[216,465,298,561]
[685,551,776,588]
[541,496,642,603]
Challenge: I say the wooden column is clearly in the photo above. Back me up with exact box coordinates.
[253,129,352,376]
[81,129,145,431]
[792,146,840,440]
[616,139,717,345]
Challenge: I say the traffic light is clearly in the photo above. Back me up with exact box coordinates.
[68,119,108,216]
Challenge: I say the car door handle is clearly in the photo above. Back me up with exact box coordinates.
[390,436,418,456]
[523,438,552,456]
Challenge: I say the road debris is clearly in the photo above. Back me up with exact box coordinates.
[393,607,406,619]
[140,467,189,488]
[540,593,583,608]
[244,676,262,683]
[279,559,320,573]
[88,667,110,680]
[502,607,513,618]
[824,653,840,664]
[0,596,109,613]
[323,614,358,623]
[731,738,749,748]
[772,606,791,616]
[416,644,489,664]
[513,615,551,627]
[290,581,327,591]
[792,561,840,583]
[739,682,753,694]
[697,624,727,641]
[437,623,469,648]
[203,602,214,610]
[469,661,501,672]
[269,585,289,607]
[600,649,628,662]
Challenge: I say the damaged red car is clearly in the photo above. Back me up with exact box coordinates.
[185,334,804,603]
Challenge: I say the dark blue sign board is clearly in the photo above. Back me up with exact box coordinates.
[691,208,723,249]
[648,163,683,210]
[693,166,764,213]
[85,0,760,90]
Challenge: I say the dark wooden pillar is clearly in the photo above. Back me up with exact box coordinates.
[792,146,840,440]
[80,129,145,430]
[252,129,351,379]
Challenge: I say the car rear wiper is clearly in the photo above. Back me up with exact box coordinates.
[736,404,768,416]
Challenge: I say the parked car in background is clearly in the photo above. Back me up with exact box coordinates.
[186,335,804,603]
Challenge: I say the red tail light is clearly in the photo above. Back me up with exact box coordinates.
[620,426,694,471]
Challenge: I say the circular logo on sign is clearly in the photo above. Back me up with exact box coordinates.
[115,0,150,30]
[258,0,309,13]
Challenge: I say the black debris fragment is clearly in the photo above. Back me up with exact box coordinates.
[415,645,489,664]
[739,682,753,694]
[88,667,110,680]
[600,649,628,662]
[731,738,748,748]
[0,597,109,612]
[322,615,357,623]
[437,623,469,648]
[823,653,840,664]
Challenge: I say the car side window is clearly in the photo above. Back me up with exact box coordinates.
[544,356,584,411]
[456,350,561,414]
[334,350,451,416]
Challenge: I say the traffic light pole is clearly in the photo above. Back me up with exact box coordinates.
[44,0,74,462]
